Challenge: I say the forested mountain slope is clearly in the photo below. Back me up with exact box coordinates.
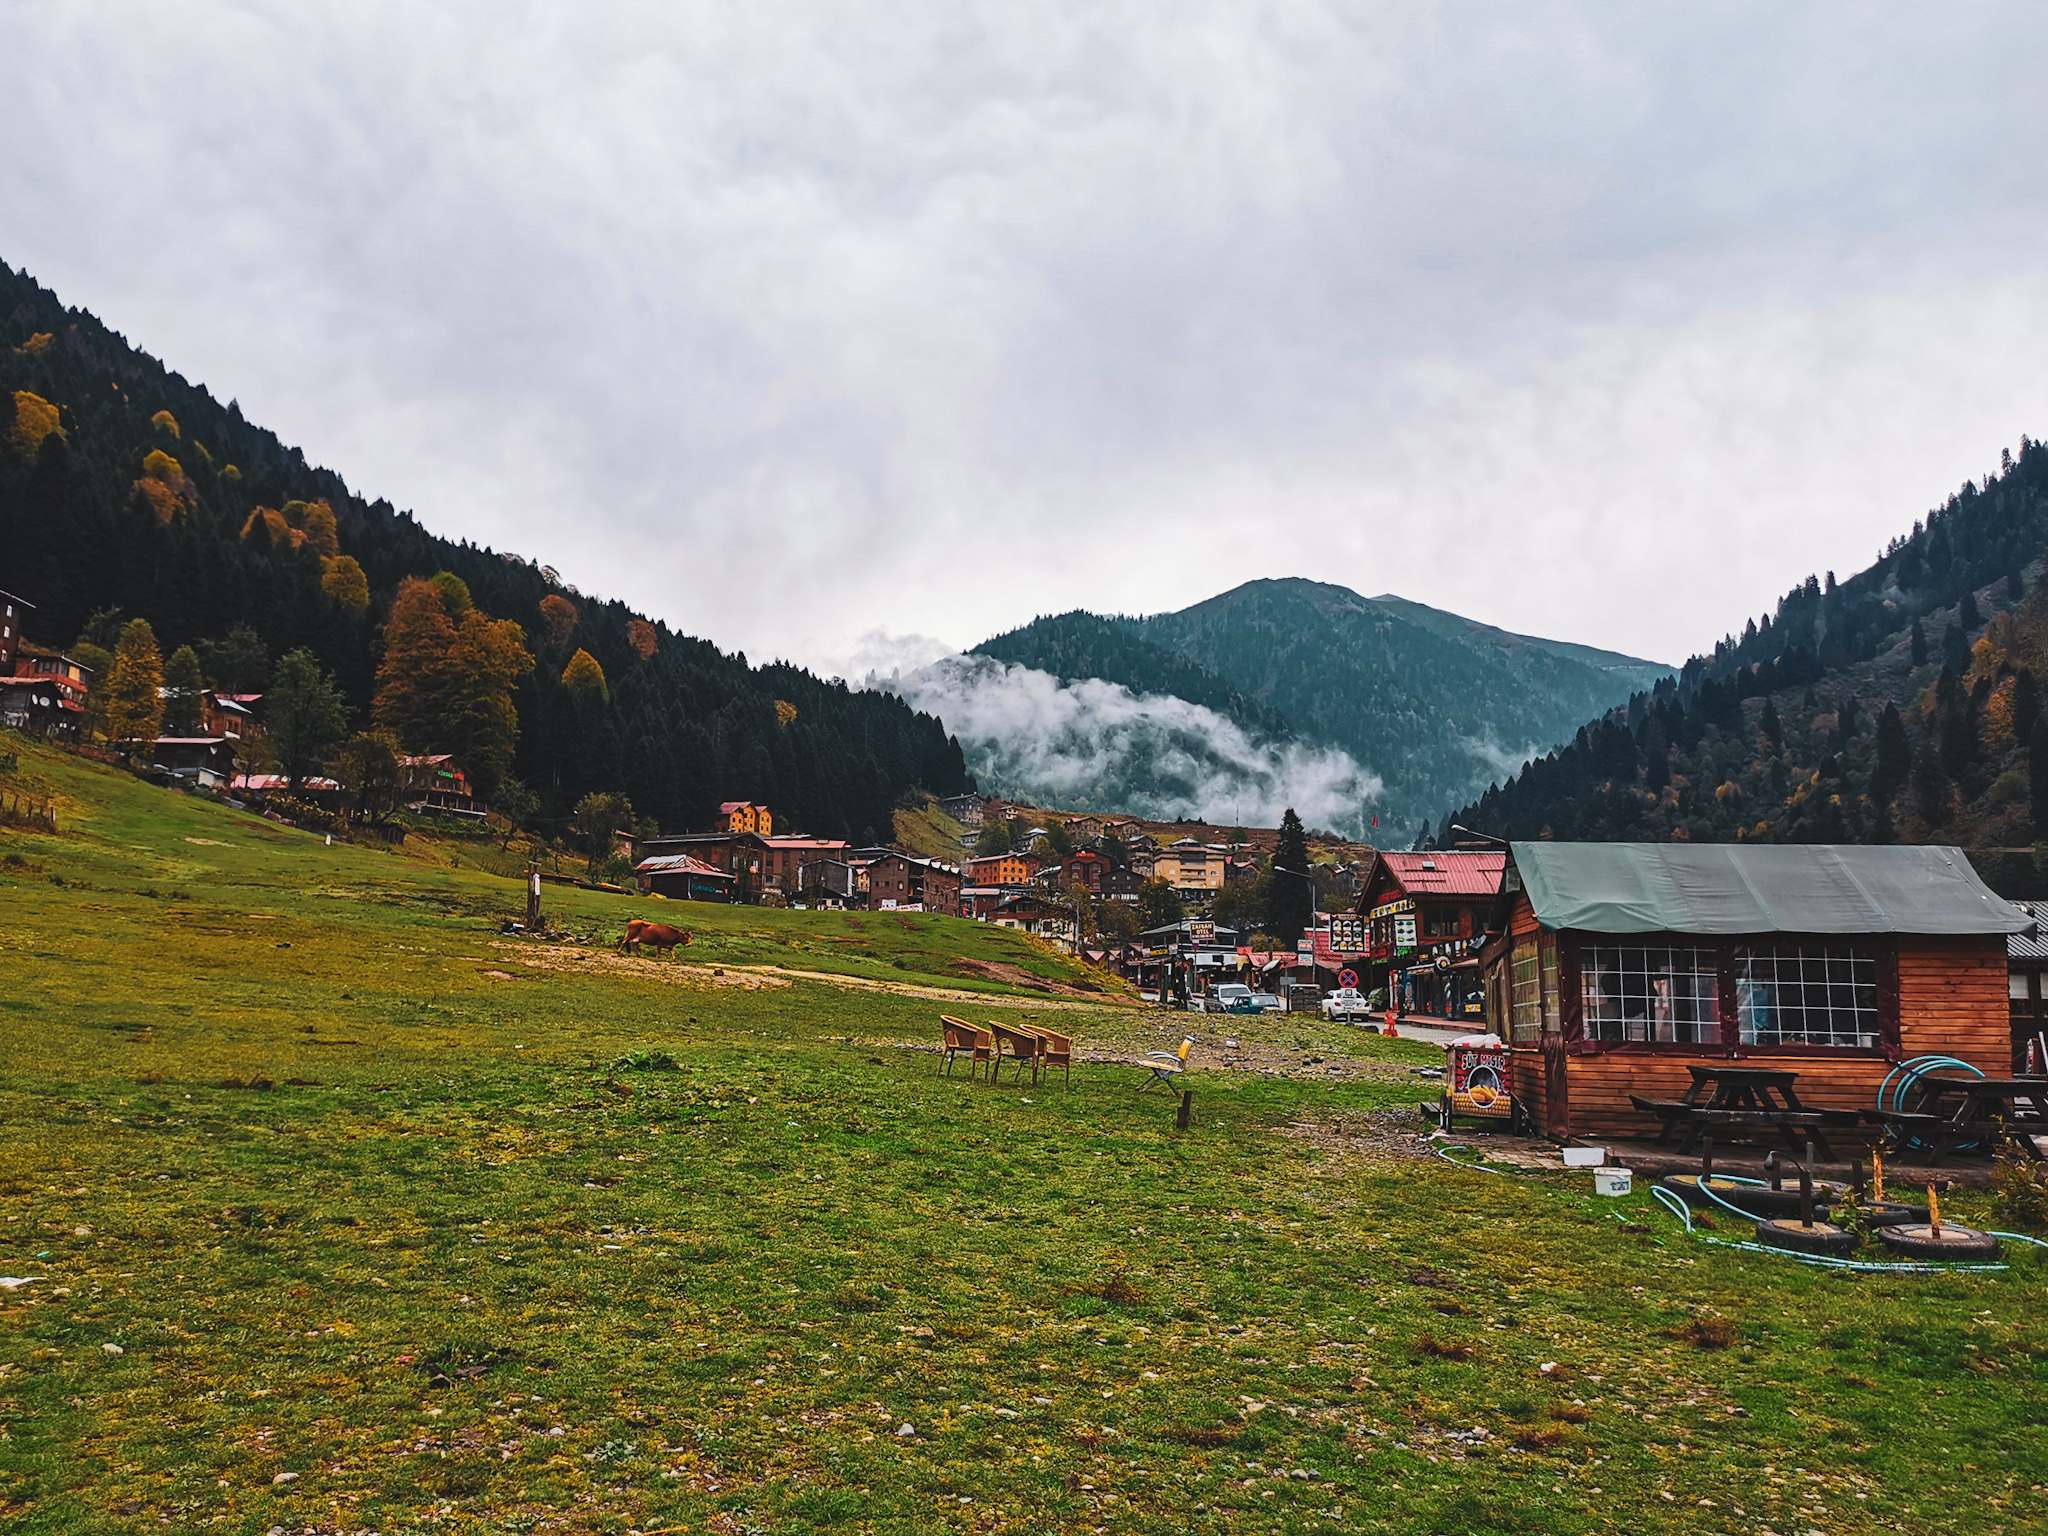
[1441,436,2048,885]
[0,261,965,839]
[973,579,1670,834]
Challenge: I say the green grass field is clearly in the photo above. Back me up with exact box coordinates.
[1,733,2043,1535]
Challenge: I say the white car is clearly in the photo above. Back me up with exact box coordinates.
[1321,988,1374,1022]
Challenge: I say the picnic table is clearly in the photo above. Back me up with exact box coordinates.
[1863,1075,2048,1166]
[1629,1064,1860,1160]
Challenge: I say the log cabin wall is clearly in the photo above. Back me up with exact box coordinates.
[1504,924,2012,1140]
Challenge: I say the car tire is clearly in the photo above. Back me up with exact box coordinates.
[1754,1218,1858,1256]
[1876,1223,2000,1260]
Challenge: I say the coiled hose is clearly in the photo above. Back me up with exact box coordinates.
[1877,1055,1988,1154]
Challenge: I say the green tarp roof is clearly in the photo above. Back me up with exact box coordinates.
[1509,841,2034,937]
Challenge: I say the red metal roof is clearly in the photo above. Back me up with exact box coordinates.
[1369,851,1505,898]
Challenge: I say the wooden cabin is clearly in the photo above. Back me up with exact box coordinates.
[1478,842,2032,1141]
[1355,850,1506,1022]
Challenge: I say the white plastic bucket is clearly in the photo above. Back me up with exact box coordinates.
[1593,1168,1633,1197]
[1562,1146,1606,1168]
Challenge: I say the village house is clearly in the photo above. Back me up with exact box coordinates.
[1057,848,1143,900]
[992,891,1071,940]
[966,850,1035,888]
[1150,839,1228,896]
[719,800,772,835]
[400,755,478,814]
[634,852,740,902]
[0,637,91,736]
[0,589,24,674]
[1477,841,2032,1141]
[759,836,851,898]
[635,830,772,901]
[1354,849,1507,1023]
[1064,815,1106,844]
[938,792,988,826]
[865,853,962,916]
[201,691,254,741]
[150,736,236,789]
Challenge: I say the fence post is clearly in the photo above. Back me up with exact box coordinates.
[1175,1089,1192,1131]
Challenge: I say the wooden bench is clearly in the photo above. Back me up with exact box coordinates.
[1863,1108,1996,1167]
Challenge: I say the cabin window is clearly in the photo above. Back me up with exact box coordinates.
[1578,945,1721,1043]
[1539,934,1560,1033]
[1510,941,1542,1042]
[1735,946,1878,1050]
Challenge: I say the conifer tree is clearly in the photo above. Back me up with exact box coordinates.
[268,649,350,790]
[1760,698,1783,751]
[104,618,165,748]
[1959,590,1982,629]
[161,645,205,735]
[2033,713,2048,841]
[1911,736,1953,827]
[1871,702,1911,805]
[1910,618,1928,667]
[1267,808,1314,946]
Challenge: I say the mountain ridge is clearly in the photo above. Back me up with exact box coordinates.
[968,576,1672,832]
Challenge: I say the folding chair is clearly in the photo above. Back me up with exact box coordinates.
[940,1016,992,1080]
[1139,1036,1193,1093]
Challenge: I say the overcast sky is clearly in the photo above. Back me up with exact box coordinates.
[6,3,2047,677]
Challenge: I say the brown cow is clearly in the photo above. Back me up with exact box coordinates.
[621,920,692,958]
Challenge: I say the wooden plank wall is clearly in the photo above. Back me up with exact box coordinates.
[1520,936,2011,1141]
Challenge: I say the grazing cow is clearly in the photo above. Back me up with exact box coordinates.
[621,920,692,958]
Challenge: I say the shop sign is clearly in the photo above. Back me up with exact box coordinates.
[1448,1044,1513,1120]
[1369,897,1415,920]
[1393,915,1417,952]
[1327,914,1366,951]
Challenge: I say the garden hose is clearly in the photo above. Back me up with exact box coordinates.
[1433,1140,2038,1274]
[1876,1056,1987,1154]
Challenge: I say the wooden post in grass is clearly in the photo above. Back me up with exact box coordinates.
[1176,1090,1192,1131]
[1798,1165,1814,1229]
[526,857,543,932]
[1700,1135,1714,1181]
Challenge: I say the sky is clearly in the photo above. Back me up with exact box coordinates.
[6,3,2048,681]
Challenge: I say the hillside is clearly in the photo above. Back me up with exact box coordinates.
[968,579,1670,835]
[0,261,966,839]
[1442,435,2048,889]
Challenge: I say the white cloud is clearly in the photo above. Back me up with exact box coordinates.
[877,654,1383,836]
[2,4,2046,673]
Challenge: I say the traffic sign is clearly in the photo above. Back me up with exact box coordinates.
[1338,968,1360,990]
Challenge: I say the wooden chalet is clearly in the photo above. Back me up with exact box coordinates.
[1478,841,2033,1141]
[865,853,962,916]
[719,800,772,835]
[1354,850,1506,1022]
[636,831,770,901]
[0,638,91,736]
[635,852,740,902]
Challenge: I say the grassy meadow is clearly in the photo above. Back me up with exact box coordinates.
[0,733,2044,1535]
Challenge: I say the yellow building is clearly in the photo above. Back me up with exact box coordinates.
[967,852,1033,887]
[719,800,771,835]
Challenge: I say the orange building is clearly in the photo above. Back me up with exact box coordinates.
[966,852,1034,887]
[719,801,772,835]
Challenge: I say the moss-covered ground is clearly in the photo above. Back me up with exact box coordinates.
[0,733,2042,1534]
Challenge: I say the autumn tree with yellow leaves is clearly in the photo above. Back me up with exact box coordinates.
[321,555,371,612]
[539,595,579,649]
[562,648,609,703]
[373,574,534,802]
[104,618,166,749]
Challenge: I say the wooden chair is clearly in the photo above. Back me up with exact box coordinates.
[987,1021,1045,1086]
[1006,1021,1072,1088]
[1139,1036,1194,1093]
[940,1016,992,1080]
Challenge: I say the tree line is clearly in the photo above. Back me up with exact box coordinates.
[1437,435,2048,871]
[0,261,968,839]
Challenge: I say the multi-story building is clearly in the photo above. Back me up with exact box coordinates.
[0,637,92,736]
[719,801,772,835]
[865,854,962,916]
